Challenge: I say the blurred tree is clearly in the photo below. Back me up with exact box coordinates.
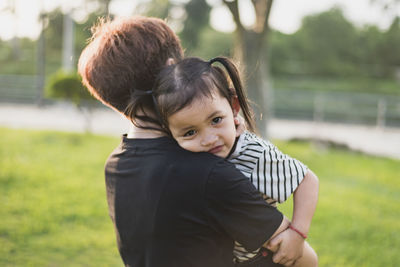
[370,0,400,78]
[187,26,234,58]
[46,70,96,132]
[2,0,400,97]
[99,0,113,15]
[0,38,36,74]
[46,70,92,105]
[138,0,172,19]
[269,30,300,75]
[40,6,103,75]
[290,7,359,76]
[357,25,385,77]
[1,0,20,60]
[179,0,211,53]
[75,13,102,56]
[222,0,274,137]
[84,0,113,16]
[377,17,400,77]
[370,0,400,10]
[140,0,212,54]
[269,8,400,80]
[42,8,63,74]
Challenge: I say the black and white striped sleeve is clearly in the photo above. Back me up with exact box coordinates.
[250,137,308,203]
[229,132,308,204]
[229,132,308,203]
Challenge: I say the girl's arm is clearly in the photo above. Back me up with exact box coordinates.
[292,169,319,238]
[266,170,319,266]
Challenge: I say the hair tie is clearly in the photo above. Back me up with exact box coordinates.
[209,57,219,65]
[132,90,153,96]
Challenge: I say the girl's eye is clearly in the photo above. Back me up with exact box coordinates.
[212,117,222,124]
[183,129,196,137]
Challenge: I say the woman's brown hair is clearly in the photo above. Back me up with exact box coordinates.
[78,16,183,128]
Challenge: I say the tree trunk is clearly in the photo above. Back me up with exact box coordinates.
[224,0,274,138]
[240,31,271,138]
[62,13,75,72]
[36,13,46,106]
[11,37,21,61]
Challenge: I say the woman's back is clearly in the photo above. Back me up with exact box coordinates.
[105,136,283,267]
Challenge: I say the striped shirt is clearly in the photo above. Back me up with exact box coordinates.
[228,131,308,262]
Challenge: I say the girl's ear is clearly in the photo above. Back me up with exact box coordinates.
[231,95,240,116]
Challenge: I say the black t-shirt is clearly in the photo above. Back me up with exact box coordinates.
[105,135,283,267]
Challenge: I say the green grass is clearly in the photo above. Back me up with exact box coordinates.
[275,140,400,267]
[1,128,399,266]
[0,128,122,266]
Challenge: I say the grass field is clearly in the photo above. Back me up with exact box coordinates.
[1,127,399,266]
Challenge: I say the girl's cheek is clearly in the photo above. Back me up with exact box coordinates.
[180,140,198,153]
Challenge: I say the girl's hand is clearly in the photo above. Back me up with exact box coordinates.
[266,228,304,266]
[234,114,246,137]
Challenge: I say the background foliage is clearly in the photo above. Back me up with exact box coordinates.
[45,70,94,107]
[0,5,399,95]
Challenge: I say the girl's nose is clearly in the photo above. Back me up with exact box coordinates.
[200,133,218,146]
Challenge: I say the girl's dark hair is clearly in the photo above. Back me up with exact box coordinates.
[152,56,255,133]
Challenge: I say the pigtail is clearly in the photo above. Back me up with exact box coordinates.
[123,89,169,134]
[209,57,256,132]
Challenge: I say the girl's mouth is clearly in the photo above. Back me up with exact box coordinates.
[208,145,223,154]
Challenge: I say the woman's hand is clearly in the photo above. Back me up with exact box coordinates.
[234,114,246,137]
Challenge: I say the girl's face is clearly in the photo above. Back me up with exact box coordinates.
[168,91,239,158]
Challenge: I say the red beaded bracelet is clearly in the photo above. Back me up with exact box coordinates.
[288,224,307,239]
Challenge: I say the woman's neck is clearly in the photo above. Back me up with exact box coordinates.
[125,110,167,139]
[127,124,166,139]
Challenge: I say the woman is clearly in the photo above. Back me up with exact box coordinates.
[78,16,290,267]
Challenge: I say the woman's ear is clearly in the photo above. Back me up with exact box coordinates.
[231,95,240,116]
[165,58,175,66]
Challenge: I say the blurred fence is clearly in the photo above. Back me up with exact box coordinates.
[0,74,43,104]
[1,74,399,128]
[272,88,400,127]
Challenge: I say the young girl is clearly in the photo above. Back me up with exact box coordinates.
[151,57,319,267]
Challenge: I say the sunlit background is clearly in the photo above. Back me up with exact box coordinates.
[1,0,399,141]
[1,0,398,39]
[1,0,399,266]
